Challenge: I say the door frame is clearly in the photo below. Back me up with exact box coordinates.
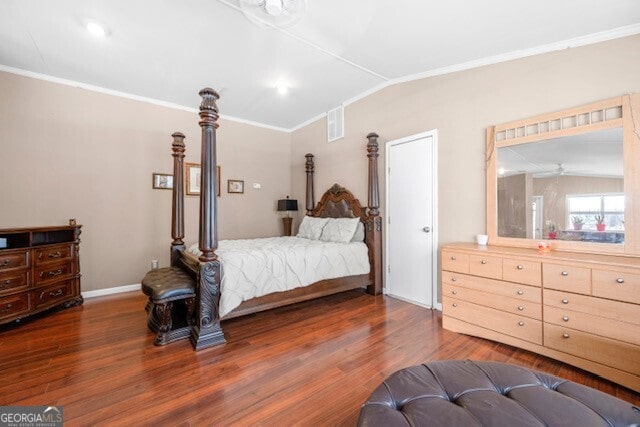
[384,130,439,309]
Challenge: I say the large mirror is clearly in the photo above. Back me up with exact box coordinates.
[487,94,640,255]
[497,128,624,244]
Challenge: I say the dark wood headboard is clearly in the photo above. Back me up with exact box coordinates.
[311,184,366,220]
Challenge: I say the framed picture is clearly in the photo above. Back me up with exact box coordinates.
[228,179,244,194]
[185,163,221,197]
[152,173,173,190]
[185,163,200,196]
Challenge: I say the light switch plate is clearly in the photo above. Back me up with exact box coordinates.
[252,183,261,189]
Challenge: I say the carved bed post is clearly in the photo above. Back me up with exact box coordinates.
[365,132,383,295]
[191,88,225,350]
[170,132,186,267]
[305,153,315,214]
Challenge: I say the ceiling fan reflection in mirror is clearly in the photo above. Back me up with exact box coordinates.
[239,0,308,28]
[533,163,594,178]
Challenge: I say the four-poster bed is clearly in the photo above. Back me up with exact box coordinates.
[143,88,382,350]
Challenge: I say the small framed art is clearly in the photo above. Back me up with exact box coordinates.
[227,179,244,194]
[186,164,221,196]
[152,173,173,190]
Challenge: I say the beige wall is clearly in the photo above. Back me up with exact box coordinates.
[0,71,291,292]
[290,34,640,296]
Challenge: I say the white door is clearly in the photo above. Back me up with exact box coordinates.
[386,131,438,308]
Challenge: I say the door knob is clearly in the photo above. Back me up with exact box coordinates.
[422,227,430,233]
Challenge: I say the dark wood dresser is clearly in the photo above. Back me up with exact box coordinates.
[0,225,82,325]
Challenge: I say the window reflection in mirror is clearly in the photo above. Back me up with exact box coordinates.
[497,128,624,244]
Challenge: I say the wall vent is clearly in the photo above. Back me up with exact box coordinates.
[327,105,344,142]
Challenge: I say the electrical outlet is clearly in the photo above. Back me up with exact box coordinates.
[151,260,159,269]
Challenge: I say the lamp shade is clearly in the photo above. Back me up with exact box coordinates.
[277,198,298,212]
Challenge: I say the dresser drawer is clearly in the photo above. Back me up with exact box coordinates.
[34,261,74,286]
[544,305,640,346]
[443,283,541,320]
[543,289,638,325]
[32,281,74,309]
[502,258,541,287]
[469,254,502,279]
[35,244,72,265]
[543,263,591,294]
[0,270,29,296]
[442,271,540,303]
[544,323,640,375]
[592,269,640,305]
[0,292,30,320]
[443,296,542,344]
[0,251,29,272]
[442,251,469,274]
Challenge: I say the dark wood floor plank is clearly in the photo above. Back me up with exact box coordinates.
[0,289,637,426]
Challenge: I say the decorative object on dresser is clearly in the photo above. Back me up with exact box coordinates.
[141,88,383,350]
[0,225,82,326]
[277,196,298,236]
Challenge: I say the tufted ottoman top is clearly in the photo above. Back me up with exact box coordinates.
[141,267,196,301]
[358,360,640,426]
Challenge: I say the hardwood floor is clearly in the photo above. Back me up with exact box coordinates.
[1,290,638,426]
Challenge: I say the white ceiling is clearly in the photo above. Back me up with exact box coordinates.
[1,0,639,130]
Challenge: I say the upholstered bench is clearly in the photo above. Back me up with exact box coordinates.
[358,360,640,426]
[141,267,196,345]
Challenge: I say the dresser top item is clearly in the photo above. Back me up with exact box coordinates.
[442,242,640,270]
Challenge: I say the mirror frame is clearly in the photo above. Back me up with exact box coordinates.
[487,94,640,255]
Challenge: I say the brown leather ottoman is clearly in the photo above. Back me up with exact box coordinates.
[358,360,640,426]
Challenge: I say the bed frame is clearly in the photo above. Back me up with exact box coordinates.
[170,88,382,350]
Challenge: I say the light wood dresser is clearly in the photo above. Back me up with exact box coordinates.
[441,242,640,392]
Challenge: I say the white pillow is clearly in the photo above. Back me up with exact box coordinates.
[297,216,329,240]
[320,217,360,243]
[350,221,365,243]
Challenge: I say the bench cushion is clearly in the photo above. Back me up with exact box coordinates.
[141,267,196,301]
[358,360,640,426]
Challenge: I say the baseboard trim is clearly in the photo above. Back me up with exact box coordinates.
[82,284,141,299]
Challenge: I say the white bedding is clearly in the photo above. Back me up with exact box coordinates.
[188,236,370,317]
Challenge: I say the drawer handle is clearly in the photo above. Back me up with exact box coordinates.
[561,271,569,276]
[0,280,10,288]
[48,269,63,277]
[481,260,487,264]
[517,290,524,295]
[0,303,13,312]
[616,277,624,284]
[517,265,523,270]
[2,259,10,266]
[451,290,457,295]
[561,299,569,304]
[562,316,570,322]
[451,277,457,282]
[49,289,64,297]
[452,303,458,308]
[517,306,524,311]
[48,251,62,258]
[518,321,524,326]
[562,333,570,339]
[451,256,456,261]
